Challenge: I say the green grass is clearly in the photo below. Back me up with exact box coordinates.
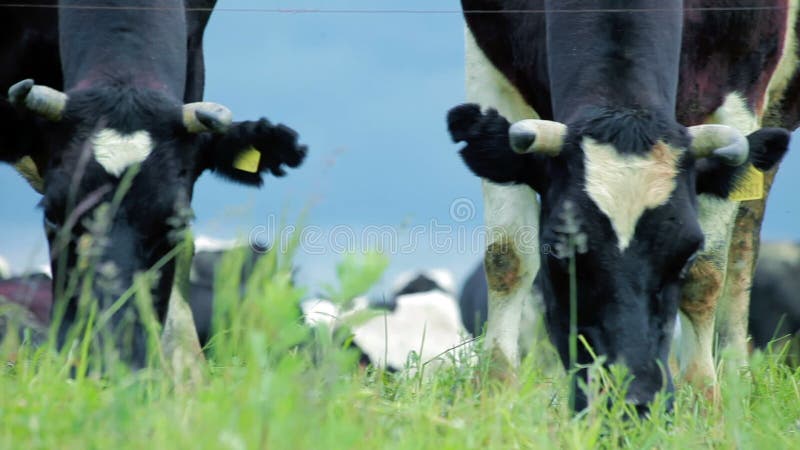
[2,243,800,449]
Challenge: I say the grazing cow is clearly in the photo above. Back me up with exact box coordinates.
[447,0,793,412]
[302,270,472,373]
[748,241,800,362]
[0,0,307,367]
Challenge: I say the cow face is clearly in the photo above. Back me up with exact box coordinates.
[4,79,307,366]
[536,131,699,413]
[448,103,789,411]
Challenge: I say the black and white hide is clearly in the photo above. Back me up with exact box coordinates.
[301,269,473,373]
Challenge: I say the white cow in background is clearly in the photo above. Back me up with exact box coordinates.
[302,269,473,374]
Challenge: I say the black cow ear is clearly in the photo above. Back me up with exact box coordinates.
[695,127,791,198]
[447,104,552,193]
[1,101,48,193]
[199,119,307,186]
[746,127,791,171]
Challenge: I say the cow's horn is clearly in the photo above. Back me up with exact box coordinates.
[509,119,567,155]
[8,79,68,122]
[183,102,233,134]
[688,124,749,166]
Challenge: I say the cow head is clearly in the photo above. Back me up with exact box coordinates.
[2,79,306,366]
[448,103,790,412]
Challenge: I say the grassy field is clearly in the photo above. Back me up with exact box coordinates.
[2,244,800,449]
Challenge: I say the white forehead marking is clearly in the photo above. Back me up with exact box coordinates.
[583,137,680,251]
[92,129,154,177]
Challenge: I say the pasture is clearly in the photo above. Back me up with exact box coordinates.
[3,1,800,448]
[2,243,800,449]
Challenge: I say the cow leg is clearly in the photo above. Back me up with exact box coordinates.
[465,29,541,375]
[683,90,761,384]
[715,170,779,369]
[482,182,540,375]
[161,284,205,385]
[678,196,738,396]
[160,237,206,385]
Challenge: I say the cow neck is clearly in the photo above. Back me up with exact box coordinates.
[544,0,683,123]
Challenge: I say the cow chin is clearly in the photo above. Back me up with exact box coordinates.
[564,332,676,417]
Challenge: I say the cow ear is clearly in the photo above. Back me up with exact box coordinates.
[447,104,553,192]
[746,127,791,171]
[1,100,47,193]
[695,127,791,198]
[198,119,307,186]
[13,156,45,194]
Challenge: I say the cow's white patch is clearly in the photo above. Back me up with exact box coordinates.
[696,194,739,253]
[351,290,470,372]
[583,138,680,251]
[465,29,537,121]
[92,129,154,177]
[301,292,472,373]
[300,298,342,329]
[707,92,759,133]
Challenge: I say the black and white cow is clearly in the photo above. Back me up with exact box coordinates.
[0,0,307,367]
[447,0,794,412]
[302,269,472,373]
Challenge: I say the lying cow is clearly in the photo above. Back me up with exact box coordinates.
[302,269,472,373]
[1,1,307,367]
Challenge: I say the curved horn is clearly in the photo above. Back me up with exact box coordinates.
[8,79,68,122]
[508,119,567,155]
[688,124,749,166]
[182,102,233,134]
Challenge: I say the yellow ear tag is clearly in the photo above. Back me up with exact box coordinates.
[233,147,261,173]
[729,164,764,201]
